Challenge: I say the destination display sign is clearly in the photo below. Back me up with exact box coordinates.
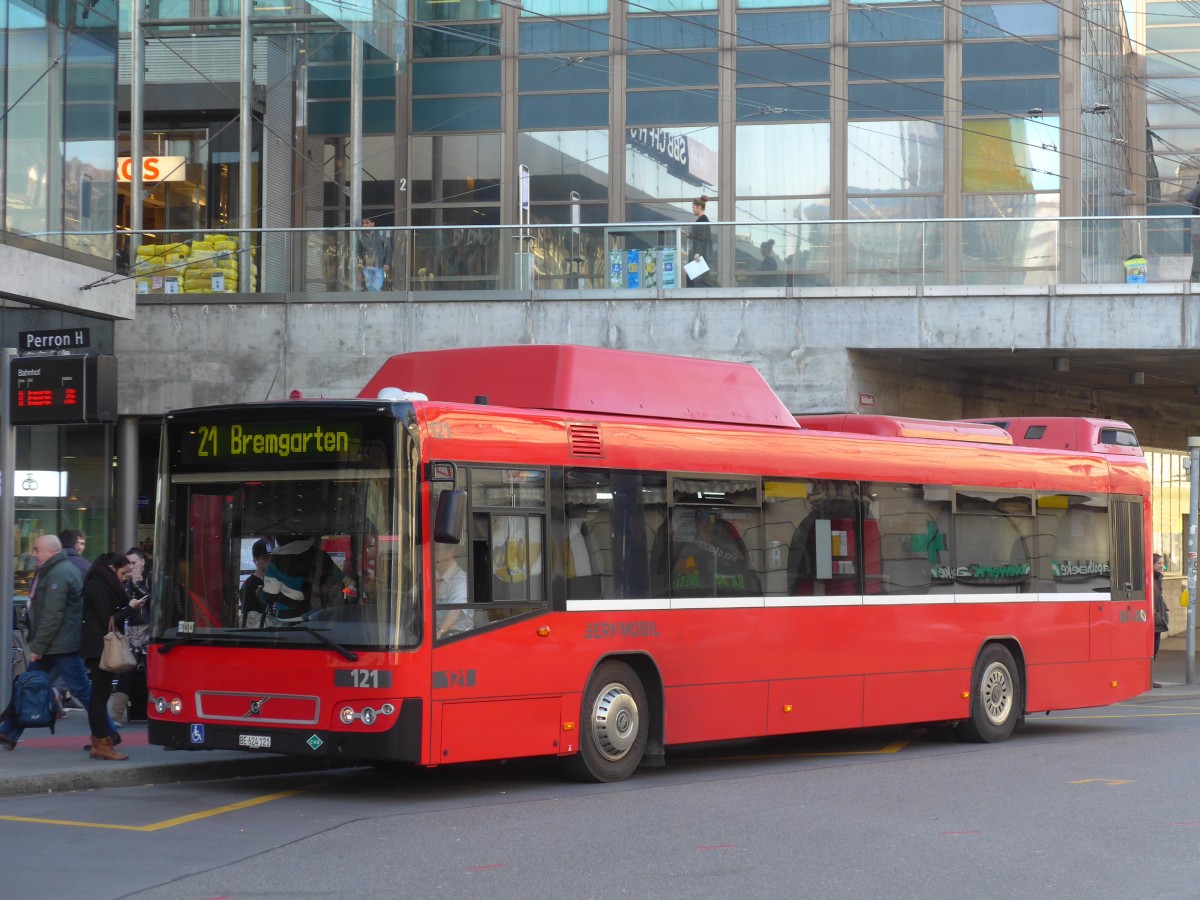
[178,419,367,465]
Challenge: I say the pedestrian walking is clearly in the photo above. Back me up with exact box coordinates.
[1153,553,1168,660]
[684,194,712,287]
[81,552,141,760]
[0,534,90,751]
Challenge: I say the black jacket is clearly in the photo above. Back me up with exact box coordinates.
[81,565,133,660]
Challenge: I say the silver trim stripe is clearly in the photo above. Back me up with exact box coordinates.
[566,591,1109,613]
[196,691,321,726]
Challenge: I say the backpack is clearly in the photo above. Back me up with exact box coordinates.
[12,669,58,733]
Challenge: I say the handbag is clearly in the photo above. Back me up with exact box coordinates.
[100,616,138,674]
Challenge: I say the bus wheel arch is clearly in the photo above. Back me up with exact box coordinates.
[956,639,1025,743]
[565,653,663,782]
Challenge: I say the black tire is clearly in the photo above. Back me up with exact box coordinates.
[565,660,648,783]
[956,644,1021,743]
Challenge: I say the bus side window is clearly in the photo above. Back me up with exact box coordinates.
[664,507,760,598]
[566,468,664,601]
[866,481,953,595]
[470,513,493,606]
[767,480,861,597]
[565,469,609,601]
[566,511,607,601]
[1037,493,1111,595]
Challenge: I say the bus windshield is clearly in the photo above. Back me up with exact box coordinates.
[151,408,417,650]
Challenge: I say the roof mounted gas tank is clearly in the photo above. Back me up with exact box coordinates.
[359,345,801,429]
[793,414,1013,444]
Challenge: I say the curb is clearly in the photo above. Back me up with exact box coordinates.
[0,752,354,798]
[1131,687,1200,701]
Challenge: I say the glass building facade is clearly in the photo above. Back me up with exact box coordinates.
[2,0,118,264]
[101,0,1149,291]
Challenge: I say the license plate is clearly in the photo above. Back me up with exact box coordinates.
[238,734,272,749]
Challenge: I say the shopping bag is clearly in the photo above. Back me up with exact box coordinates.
[684,256,710,280]
[100,618,138,674]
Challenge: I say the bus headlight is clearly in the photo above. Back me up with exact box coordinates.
[339,703,395,726]
[152,695,184,716]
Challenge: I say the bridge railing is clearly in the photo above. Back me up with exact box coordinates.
[122,215,1192,296]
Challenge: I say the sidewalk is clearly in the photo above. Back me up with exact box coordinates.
[0,707,339,797]
[1145,633,1200,700]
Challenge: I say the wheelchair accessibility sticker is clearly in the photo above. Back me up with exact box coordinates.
[189,724,205,744]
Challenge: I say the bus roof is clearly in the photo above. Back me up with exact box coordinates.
[359,345,800,429]
[793,414,1013,444]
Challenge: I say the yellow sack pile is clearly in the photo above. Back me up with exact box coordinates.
[134,242,190,294]
[180,233,258,293]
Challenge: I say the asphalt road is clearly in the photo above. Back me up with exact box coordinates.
[2,690,1199,900]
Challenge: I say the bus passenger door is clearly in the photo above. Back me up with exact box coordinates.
[1109,497,1147,660]
[431,470,558,765]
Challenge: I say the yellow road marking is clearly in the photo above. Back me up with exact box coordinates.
[795,739,910,757]
[1070,778,1133,786]
[0,788,300,832]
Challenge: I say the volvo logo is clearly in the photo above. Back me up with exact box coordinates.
[245,697,270,717]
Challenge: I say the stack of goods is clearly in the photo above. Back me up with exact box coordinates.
[134,242,190,294]
[181,234,257,293]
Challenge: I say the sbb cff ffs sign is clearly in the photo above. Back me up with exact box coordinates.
[9,355,118,425]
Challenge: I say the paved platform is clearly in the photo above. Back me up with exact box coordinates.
[0,707,343,797]
[0,637,1198,798]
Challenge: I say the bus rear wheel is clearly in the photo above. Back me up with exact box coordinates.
[956,644,1020,743]
[566,661,648,783]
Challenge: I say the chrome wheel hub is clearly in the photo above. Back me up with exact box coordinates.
[981,662,1013,726]
[590,682,639,761]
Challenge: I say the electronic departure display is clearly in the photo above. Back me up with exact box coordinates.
[9,355,117,425]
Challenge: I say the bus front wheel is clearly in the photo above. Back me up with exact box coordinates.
[956,644,1020,743]
[566,661,648,783]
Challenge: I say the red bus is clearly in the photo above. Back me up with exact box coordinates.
[147,345,1152,782]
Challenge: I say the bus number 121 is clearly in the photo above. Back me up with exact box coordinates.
[335,669,391,688]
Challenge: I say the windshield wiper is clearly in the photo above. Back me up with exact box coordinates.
[238,624,359,661]
[156,626,359,660]
[156,633,205,654]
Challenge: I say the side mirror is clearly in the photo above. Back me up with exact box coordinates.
[434,489,467,544]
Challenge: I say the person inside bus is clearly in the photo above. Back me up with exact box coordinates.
[434,541,473,640]
[260,535,346,621]
[240,539,272,627]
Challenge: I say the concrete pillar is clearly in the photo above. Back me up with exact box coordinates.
[116,416,139,554]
